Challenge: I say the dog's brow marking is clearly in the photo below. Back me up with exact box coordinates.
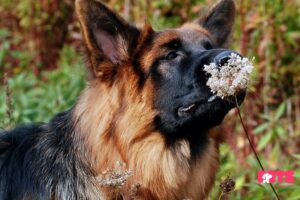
[159,38,181,49]
[140,31,180,71]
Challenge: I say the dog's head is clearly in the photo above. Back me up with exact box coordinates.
[76,0,245,142]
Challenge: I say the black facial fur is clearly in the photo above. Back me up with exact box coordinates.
[152,36,245,150]
[149,0,238,151]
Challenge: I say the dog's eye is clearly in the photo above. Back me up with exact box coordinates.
[165,51,178,60]
[203,41,213,50]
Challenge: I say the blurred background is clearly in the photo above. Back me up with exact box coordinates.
[0,0,299,199]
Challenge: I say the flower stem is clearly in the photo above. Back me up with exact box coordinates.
[4,73,13,127]
[234,96,280,200]
[218,191,223,200]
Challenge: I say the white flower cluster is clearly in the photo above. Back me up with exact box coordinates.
[203,53,254,98]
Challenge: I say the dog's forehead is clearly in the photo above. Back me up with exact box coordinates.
[178,23,213,44]
[153,24,212,45]
[146,25,213,54]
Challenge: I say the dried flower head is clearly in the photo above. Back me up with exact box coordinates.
[97,161,133,188]
[203,53,254,98]
[220,176,235,193]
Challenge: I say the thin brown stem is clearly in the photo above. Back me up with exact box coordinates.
[218,191,223,200]
[4,73,13,127]
[234,96,280,200]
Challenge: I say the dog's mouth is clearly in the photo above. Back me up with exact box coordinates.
[177,97,216,118]
[177,90,246,118]
[177,100,205,118]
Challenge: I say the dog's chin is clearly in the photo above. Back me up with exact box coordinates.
[156,91,246,139]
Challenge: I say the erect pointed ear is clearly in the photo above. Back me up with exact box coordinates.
[75,0,140,79]
[197,0,236,47]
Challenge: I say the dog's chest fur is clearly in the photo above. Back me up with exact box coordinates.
[98,137,219,200]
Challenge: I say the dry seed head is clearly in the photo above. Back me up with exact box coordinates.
[220,176,235,193]
[97,161,133,188]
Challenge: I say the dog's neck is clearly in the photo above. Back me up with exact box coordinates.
[69,80,221,199]
[72,79,156,170]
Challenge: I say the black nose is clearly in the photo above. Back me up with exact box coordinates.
[214,50,242,66]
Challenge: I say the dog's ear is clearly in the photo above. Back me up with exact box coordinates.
[197,0,236,47]
[75,0,140,79]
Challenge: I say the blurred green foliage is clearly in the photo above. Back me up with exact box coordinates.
[0,45,85,128]
[0,0,74,75]
[1,0,300,199]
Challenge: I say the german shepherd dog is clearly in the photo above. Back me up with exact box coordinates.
[0,0,245,199]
